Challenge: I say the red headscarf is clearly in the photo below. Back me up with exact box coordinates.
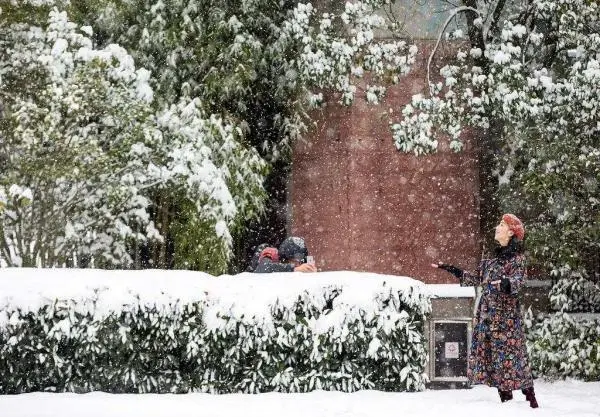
[502,213,525,240]
[259,247,279,262]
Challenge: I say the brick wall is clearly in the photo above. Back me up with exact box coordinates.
[289,41,481,284]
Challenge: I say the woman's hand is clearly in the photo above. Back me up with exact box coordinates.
[294,263,317,273]
[489,278,511,293]
[431,262,463,278]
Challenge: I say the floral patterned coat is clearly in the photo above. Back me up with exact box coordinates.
[460,252,534,391]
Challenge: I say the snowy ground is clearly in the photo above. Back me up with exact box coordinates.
[1,380,599,417]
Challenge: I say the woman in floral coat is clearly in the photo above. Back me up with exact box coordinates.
[433,214,538,408]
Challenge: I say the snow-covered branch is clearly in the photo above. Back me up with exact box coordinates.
[0,7,266,268]
[427,6,482,96]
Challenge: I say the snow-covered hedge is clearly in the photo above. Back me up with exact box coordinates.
[549,275,600,313]
[525,311,600,381]
[0,269,431,394]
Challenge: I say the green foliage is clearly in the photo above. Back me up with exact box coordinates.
[0,8,159,267]
[170,199,230,275]
[0,299,204,393]
[0,3,268,269]
[525,311,600,381]
[79,0,415,154]
[495,0,600,307]
[500,129,600,285]
[549,274,600,313]
[0,286,429,394]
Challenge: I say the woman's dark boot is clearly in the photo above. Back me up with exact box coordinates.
[498,389,513,402]
[522,387,539,408]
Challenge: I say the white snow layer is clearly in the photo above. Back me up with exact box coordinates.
[0,268,473,330]
[0,268,429,322]
[0,380,598,417]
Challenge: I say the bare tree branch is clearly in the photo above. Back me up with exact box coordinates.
[485,0,507,41]
[427,6,483,95]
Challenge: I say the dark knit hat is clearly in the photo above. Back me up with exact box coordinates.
[278,237,308,263]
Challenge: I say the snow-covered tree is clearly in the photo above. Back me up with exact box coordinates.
[1,0,417,271]
[82,0,416,154]
[0,4,266,271]
[0,6,156,267]
[68,0,418,270]
[391,0,599,302]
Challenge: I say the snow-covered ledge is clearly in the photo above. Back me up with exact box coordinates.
[0,268,484,320]
[0,268,431,325]
[424,284,475,299]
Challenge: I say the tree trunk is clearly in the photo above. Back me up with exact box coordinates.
[158,193,169,269]
[478,120,502,256]
[462,0,504,255]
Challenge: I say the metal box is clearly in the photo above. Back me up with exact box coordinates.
[428,319,472,384]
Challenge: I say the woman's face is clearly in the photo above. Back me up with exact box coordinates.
[495,220,513,246]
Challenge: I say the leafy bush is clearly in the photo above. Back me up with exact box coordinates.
[549,273,600,313]
[0,280,430,394]
[525,311,600,381]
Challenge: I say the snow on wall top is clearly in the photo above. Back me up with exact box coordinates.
[0,268,469,330]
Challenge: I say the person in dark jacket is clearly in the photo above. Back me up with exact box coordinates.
[432,214,538,408]
[246,243,270,272]
[254,236,316,273]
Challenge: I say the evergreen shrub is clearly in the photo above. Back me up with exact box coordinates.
[0,280,430,394]
[525,311,600,381]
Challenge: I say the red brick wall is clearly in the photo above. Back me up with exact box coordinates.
[289,42,481,284]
